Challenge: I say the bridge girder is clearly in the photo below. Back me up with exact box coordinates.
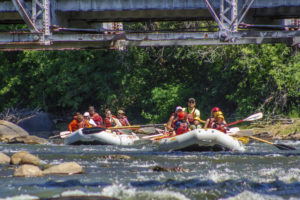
[0,0,299,50]
[0,30,299,51]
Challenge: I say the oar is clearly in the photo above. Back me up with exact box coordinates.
[226,112,263,127]
[109,124,166,130]
[249,136,296,150]
[49,131,71,139]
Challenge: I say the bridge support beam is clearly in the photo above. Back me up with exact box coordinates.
[0,30,299,51]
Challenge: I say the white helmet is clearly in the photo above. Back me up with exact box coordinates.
[83,112,90,117]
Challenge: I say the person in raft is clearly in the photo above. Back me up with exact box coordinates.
[166,106,183,133]
[204,107,227,128]
[173,111,190,136]
[190,117,202,130]
[104,109,122,128]
[88,106,103,127]
[211,111,228,133]
[117,109,131,126]
[183,98,205,130]
[68,114,92,132]
[83,112,97,127]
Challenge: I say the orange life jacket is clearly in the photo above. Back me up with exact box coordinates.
[68,119,78,132]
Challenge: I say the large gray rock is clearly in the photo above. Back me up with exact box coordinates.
[0,120,29,136]
[0,152,10,164]
[14,164,43,177]
[17,112,55,138]
[43,162,83,175]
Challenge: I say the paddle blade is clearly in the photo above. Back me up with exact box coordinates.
[244,112,263,122]
[274,144,296,150]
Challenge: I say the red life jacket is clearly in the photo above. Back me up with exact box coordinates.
[104,116,118,128]
[213,122,227,133]
[207,117,215,128]
[171,113,178,128]
[91,113,103,126]
[186,108,195,124]
[118,116,129,126]
[175,121,189,135]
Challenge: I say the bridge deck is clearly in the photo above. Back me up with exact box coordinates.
[1,0,300,26]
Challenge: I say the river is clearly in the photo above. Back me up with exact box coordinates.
[0,140,300,200]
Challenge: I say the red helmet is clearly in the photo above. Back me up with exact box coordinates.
[211,107,220,112]
[177,111,186,120]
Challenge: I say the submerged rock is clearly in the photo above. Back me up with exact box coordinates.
[152,165,190,172]
[98,155,132,160]
[43,162,84,175]
[14,164,43,177]
[11,151,41,166]
[0,152,10,164]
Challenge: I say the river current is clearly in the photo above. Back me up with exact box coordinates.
[0,140,300,200]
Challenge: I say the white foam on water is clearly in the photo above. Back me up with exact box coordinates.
[221,190,284,200]
[207,169,239,182]
[129,160,157,168]
[278,168,300,183]
[1,195,38,200]
[60,189,102,197]
[101,184,190,200]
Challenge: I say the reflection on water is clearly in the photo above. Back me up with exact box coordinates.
[0,140,299,200]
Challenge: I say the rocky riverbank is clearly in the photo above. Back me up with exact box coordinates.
[245,118,300,140]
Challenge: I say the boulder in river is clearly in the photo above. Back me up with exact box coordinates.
[17,112,55,138]
[152,165,190,172]
[14,164,43,177]
[0,120,29,136]
[8,135,48,144]
[11,151,41,166]
[43,162,84,175]
[0,152,10,164]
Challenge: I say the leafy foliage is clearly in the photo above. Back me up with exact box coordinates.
[0,41,299,122]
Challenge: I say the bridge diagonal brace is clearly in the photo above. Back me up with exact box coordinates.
[204,0,227,31]
[11,0,40,33]
[230,0,255,29]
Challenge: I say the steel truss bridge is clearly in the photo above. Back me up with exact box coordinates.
[0,0,300,50]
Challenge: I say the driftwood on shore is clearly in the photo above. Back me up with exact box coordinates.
[0,107,41,124]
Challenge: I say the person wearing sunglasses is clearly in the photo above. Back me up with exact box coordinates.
[183,98,205,129]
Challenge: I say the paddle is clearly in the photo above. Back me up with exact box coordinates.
[226,112,263,127]
[226,112,295,150]
[249,135,296,150]
[49,131,71,139]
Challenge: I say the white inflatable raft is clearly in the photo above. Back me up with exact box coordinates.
[64,128,139,146]
[152,129,245,152]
